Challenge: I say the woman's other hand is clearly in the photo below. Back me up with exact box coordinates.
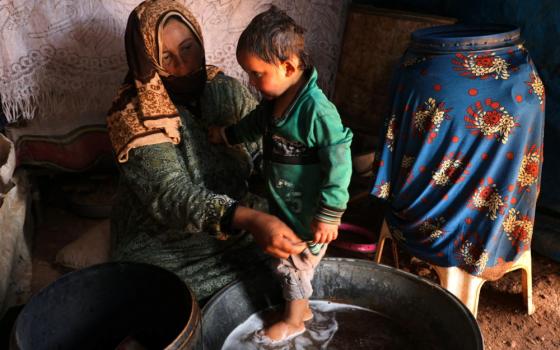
[208,126,226,144]
[232,206,306,259]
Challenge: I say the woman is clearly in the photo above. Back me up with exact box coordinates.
[107,0,304,302]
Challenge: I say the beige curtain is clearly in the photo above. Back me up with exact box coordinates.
[1,0,348,129]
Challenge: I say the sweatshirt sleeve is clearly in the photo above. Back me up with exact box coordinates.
[312,112,353,224]
[119,142,237,239]
[224,103,269,145]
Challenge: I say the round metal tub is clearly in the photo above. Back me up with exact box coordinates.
[11,262,200,350]
[202,257,482,349]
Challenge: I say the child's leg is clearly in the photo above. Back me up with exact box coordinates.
[263,298,308,341]
[291,245,327,322]
[285,298,309,325]
[303,299,313,321]
[263,246,327,341]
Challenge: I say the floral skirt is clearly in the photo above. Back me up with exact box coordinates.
[371,25,545,279]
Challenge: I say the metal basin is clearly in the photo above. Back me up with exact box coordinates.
[11,262,200,350]
[202,257,483,349]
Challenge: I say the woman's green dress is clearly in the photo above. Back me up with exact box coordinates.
[111,74,269,301]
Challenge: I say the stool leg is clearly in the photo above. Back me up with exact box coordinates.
[517,250,535,315]
[521,266,534,315]
[374,236,386,263]
[375,220,391,264]
[391,241,399,269]
[432,265,485,318]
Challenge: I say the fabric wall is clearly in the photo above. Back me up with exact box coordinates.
[355,0,560,211]
[0,0,349,125]
[0,0,349,171]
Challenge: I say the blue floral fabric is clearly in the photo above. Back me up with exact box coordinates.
[371,26,545,279]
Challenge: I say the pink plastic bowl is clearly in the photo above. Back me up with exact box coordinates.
[331,222,377,253]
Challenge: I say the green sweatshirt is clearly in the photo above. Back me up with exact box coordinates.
[225,68,353,245]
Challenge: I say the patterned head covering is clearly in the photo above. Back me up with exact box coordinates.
[107,0,221,163]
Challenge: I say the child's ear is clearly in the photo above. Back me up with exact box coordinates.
[282,56,300,77]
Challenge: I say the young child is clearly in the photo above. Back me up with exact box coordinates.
[208,6,353,342]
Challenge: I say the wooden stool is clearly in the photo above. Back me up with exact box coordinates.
[374,219,535,317]
[374,219,400,268]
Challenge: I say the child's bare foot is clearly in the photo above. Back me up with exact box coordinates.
[262,320,305,342]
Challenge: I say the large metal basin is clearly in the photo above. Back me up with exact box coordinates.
[202,257,483,349]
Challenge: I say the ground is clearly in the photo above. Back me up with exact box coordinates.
[401,251,559,349]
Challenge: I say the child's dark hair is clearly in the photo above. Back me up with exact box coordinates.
[237,6,310,69]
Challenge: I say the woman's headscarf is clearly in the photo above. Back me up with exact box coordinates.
[107,0,221,163]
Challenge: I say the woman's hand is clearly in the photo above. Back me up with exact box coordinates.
[232,206,306,259]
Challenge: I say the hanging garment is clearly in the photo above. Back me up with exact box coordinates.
[371,24,545,280]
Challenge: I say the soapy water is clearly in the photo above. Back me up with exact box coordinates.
[221,300,438,350]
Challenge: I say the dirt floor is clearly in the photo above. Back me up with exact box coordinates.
[389,250,560,350]
[3,173,560,349]
[477,253,560,350]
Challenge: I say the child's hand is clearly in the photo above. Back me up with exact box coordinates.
[311,219,339,244]
[208,126,225,144]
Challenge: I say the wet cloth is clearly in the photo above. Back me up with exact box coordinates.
[273,245,327,301]
[224,68,353,251]
[371,25,545,280]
